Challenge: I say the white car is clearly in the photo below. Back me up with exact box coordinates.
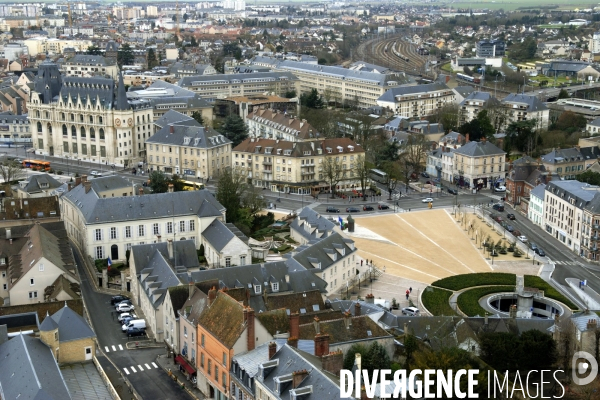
[118,312,137,322]
[116,303,134,313]
[402,307,420,316]
[422,197,433,203]
[90,170,101,177]
[494,186,506,192]
[517,235,528,243]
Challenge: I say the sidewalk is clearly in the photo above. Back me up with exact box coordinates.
[155,354,205,400]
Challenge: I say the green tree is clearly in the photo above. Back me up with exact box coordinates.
[300,88,324,109]
[285,90,296,98]
[191,111,204,126]
[365,342,391,372]
[170,174,185,191]
[517,329,557,370]
[219,115,248,147]
[343,343,369,370]
[222,42,242,60]
[147,48,158,68]
[86,45,102,55]
[381,161,401,200]
[216,168,246,223]
[117,43,134,67]
[190,36,197,47]
[149,170,169,193]
[558,88,570,99]
[505,119,539,153]
[576,170,600,185]
[458,109,495,141]
[551,110,586,134]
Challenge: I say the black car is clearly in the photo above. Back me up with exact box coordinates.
[325,206,340,213]
[378,204,390,210]
[493,204,505,212]
[421,172,430,178]
[346,207,360,213]
[111,295,130,305]
[448,189,458,195]
[535,248,546,257]
[530,242,538,251]
[506,225,515,233]
[363,206,374,211]
[126,327,146,337]
[507,213,516,220]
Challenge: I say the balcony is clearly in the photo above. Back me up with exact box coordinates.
[262,160,272,166]
[592,235,599,241]
[301,163,315,167]
[301,171,315,176]
[594,224,600,230]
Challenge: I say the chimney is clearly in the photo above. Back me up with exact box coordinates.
[313,316,320,334]
[68,183,72,192]
[292,370,308,389]
[343,311,352,329]
[170,125,174,134]
[314,333,330,357]
[75,176,81,187]
[365,293,374,304]
[403,322,409,335]
[246,307,255,351]
[466,133,470,143]
[322,350,343,377]
[354,302,361,316]
[156,235,161,242]
[188,282,194,300]
[168,184,174,193]
[167,239,174,259]
[287,337,298,348]
[587,319,597,330]
[208,286,217,306]
[138,187,144,195]
[289,312,300,339]
[81,175,88,183]
[5,228,11,240]
[355,353,362,371]
[268,342,277,359]
[84,181,91,193]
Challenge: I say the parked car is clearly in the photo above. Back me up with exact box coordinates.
[517,235,528,243]
[448,188,458,195]
[421,172,430,178]
[492,204,505,212]
[493,216,503,223]
[325,206,340,213]
[118,312,137,323]
[378,204,389,210]
[126,327,146,337]
[115,299,132,307]
[363,206,374,211]
[535,248,546,257]
[90,170,101,177]
[422,197,433,203]
[346,207,360,213]
[506,225,515,233]
[111,295,130,305]
[401,307,420,316]
[122,319,146,332]
[116,303,135,313]
[512,230,522,237]
[529,242,538,251]
[506,213,516,220]
[495,186,506,192]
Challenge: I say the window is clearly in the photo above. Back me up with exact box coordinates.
[223,352,227,366]
[28,291,37,299]
[95,246,104,259]
[222,373,226,388]
[189,220,195,231]
[110,227,117,239]
[30,278,35,286]
[38,264,44,272]
[201,353,205,368]
[2,284,6,290]
[192,333,195,343]
[215,366,219,382]
[179,221,185,232]
[167,222,173,234]
[95,229,102,241]
[138,225,145,237]
[254,284,261,294]
[208,360,212,375]
[125,226,132,238]
[184,326,187,337]
[225,257,231,268]
[240,255,246,266]
[201,334,205,347]
[272,282,279,292]
[153,223,159,235]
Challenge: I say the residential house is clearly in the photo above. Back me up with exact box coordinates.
[169,62,217,78]
[129,240,199,341]
[458,91,501,126]
[0,112,30,145]
[289,207,336,245]
[39,302,96,363]
[201,219,251,268]
[146,110,231,178]
[505,156,549,207]
[60,178,225,262]
[500,94,549,130]
[87,174,136,198]
[196,289,273,399]
[376,83,456,118]
[569,311,600,354]
[585,116,600,135]
[232,137,365,195]
[444,139,506,189]
[178,283,208,381]
[230,341,284,400]
[438,131,465,148]
[246,109,321,142]
[528,184,546,227]
[580,193,600,261]
[16,173,63,198]
[541,146,600,179]
[61,55,118,79]
[426,145,452,180]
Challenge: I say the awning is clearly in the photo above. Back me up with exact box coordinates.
[175,355,196,375]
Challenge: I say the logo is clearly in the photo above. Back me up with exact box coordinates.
[572,351,598,386]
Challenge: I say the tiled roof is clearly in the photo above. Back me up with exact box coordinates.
[298,315,392,344]
[378,83,451,103]
[198,291,246,348]
[247,109,320,139]
[233,137,364,157]
[265,290,325,314]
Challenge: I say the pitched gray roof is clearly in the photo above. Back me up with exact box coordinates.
[571,310,600,331]
[137,247,187,309]
[178,71,298,87]
[154,109,197,129]
[147,122,231,149]
[541,146,600,164]
[201,219,235,252]
[459,90,499,105]
[47,303,95,342]
[289,207,336,242]
[378,83,451,103]
[61,185,224,224]
[530,183,546,200]
[546,180,599,206]
[20,173,62,194]
[131,240,199,273]
[502,93,548,112]
[453,140,505,157]
[65,54,115,66]
[0,334,72,400]
[285,232,356,274]
[59,76,114,108]
[89,174,132,194]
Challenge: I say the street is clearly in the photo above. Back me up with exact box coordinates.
[72,242,193,400]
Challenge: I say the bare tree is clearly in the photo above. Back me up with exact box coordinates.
[241,185,267,216]
[401,133,428,176]
[0,160,25,183]
[381,161,401,200]
[353,155,371,201]
[322,157,343,198]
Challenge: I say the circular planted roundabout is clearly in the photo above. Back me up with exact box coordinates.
[421,273,577,318]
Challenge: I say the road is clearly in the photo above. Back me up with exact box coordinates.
[72,242,192,400]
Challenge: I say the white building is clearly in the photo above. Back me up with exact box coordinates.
[589,32,600,54]
[0,43,28,62]
[246,109,320,142]
[445,140,506,189]
[528,184,545,227]
[61,55,119,79]
[500,94,550,131]
[201,219,251,268]
[376,83,456,118]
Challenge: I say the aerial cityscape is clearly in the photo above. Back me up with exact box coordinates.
[0,0,600,399]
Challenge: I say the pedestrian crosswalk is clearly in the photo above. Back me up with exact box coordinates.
[104,344,124,353]
[123,363,159,375]
[553,260,584,266]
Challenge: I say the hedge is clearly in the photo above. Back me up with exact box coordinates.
[524,275,577,310]
[421,287,457,316]
[457,286,515,317]
[433,273,517,291]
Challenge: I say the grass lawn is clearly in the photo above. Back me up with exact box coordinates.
[524,275,578,310]
[433,273,517,291]
[457,286,516,316]
[426,0,600,11]
[422,287,457,316]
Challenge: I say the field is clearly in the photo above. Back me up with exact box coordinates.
[422,0,600,11]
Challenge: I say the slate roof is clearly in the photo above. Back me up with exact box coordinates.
[459,90,499,106]
[264,290,325,314]
[549,60,592,72]
[541,146,600,165]
[0,334,72,400]
[453,140,505,157]
[378,83,451,103]
[589,116,600,127]
[20,173,62,194]
[201,219,236,252]
[59,76,114,108]
[530,183,546,200]
[154,109,197,129]
[61,185,224,224]
[247,109,320,139]
[132,240,199,272]
[570,310,600,332]
[231,340,284,392]
[180,285,208,326]
[289,207,336,243]
[233,137,364,158]
[178,71,299,88]
[64,54,115,66]
[285,232,356,274]
[89,174,132,195]
[197,291,247,348]
[137,248,185,309]
[502,93,549,112]
[453,85,475,99]
[147,121,231,150]
[546,180,600,207]
[46,303,95,342]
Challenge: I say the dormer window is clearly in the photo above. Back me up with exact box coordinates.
[254,284,261,294]
[183,137,190,145]
[271,282,279,292]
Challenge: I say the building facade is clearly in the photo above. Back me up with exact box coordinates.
[476,39,506,58]
[500,94,550,131]
[528,184,546,227]
[246,109,320,142]
[61,55,119,79]
[376,83,456,118]
[445,140,506,189]
[541,146,600,179]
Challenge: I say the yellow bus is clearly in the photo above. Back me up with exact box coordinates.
[181,180,205,191]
